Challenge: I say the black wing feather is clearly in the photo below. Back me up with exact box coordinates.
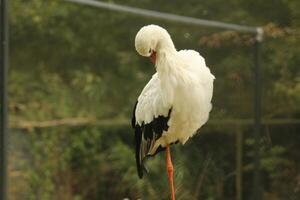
[132,101,172,178]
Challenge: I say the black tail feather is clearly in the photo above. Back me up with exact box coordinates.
[132,100,173,178]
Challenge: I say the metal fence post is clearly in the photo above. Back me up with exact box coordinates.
[1,0,9,199]
[253,28,263,200]
[236,126,243,200]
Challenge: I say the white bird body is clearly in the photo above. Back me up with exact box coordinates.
[132,25,215,178]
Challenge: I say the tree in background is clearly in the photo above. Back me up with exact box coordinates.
[8,0,300,199]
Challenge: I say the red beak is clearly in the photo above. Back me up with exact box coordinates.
[150,52,156,64]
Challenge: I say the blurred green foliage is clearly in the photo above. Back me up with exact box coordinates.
[8,0,300,199]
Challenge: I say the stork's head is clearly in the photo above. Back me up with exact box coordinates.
[135,25,175,64]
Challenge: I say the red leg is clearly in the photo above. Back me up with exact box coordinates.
[166,144,175,200]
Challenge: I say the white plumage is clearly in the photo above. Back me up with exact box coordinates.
[132,24,215,178]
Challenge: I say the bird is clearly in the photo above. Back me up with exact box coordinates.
[132,24,215,200]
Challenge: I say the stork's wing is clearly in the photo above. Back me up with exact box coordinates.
[132,74,172,178]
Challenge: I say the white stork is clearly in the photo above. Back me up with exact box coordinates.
[132,24,215,200]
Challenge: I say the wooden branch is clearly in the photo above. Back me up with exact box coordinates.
[8,118,300,130]
[9,118,129,130]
